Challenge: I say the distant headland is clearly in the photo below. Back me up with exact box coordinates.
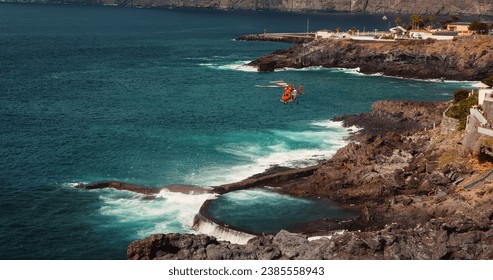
[2,0,493,16]
[240,34,493,81]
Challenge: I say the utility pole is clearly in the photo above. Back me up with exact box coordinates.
[306,18,310,34]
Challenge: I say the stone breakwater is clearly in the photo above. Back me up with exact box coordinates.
[76,181,212,195]
[128,100,493,259]
[237,33,314,44]
[245,36,493,81]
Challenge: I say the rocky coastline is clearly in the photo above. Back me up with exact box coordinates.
[81,34,493,259]
[126,36,493,259]
[244,35,493,81]
[128,99,493,260]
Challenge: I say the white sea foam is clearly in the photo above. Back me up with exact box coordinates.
[223,188,308,205]
[98,188,216,238]
[194,215,256,244]
[62,182,87,188]
[202,61,328,73]
[186,120,352,186]
[327,67,384,76]
[271,129,347,145]
[380,75,477,84]
[199,61,257,72]
[202,59,477,85]
[312,119,361,133]
[311,119,344,128]
[329,67,477,84]
[307,230,346,241]
[275,66,327,72]
[93,119,353,237]
[191,148,333,186]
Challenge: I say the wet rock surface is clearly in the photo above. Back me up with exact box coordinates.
[77,181,212,195]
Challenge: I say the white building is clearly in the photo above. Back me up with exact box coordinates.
[479,88,493,106]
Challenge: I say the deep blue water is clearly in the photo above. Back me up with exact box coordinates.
[0,3,473,259]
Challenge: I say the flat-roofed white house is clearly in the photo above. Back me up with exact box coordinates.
[465,82,493,140]
[462,82,493,159]
[479,88,493,106]
[315,30,350,39]
[315,30,334,39]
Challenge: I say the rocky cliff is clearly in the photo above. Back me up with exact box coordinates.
[2,0,493,16]
[246,36,493,81]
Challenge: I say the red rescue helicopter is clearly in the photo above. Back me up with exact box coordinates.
[256,81,304,105]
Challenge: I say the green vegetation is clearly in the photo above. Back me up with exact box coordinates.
[446,89,478,130]
[482,73,493,87]
[394,17,402,26]
[392,14,438,30]
[408,14,437,30]
[439,15,461,29]
[453,88,470,103]
[469,20,489,35]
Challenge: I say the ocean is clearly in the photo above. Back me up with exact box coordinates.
[0,3,472,259]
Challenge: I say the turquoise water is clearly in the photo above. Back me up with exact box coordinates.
[0,3,472,259]
[207,188,359,234]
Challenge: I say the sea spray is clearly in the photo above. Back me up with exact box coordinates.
[200,61,258,72]
[186,120,352,186]
[98,188,216,239]
[193,212,256,245]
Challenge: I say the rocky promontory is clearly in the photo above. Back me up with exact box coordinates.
[246,36,493,81]
[128,100,493,259]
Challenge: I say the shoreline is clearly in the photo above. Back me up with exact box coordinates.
[79,98,479,250]
[78,31,493,258]
[243,35,493,81]
[255,64,478,84]
[191,100,450,240]
[127,98,493,259]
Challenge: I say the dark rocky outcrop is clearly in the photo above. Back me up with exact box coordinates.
[4,0,493,16]
[246,36,493,81]
[237,34,314,44]
[212,165,319,194]
[129,221,493,259]
[128,100,493,259]
[76,181,212,195]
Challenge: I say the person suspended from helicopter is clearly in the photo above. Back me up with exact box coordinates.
[292,85,304,102]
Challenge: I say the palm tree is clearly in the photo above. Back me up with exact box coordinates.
[428,14,436,29]
[469,20,489,34]
[394,17,402,26]
[410,14,423,30]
